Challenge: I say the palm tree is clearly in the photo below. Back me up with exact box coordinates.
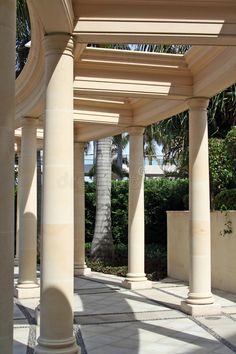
[135,44,236,175]
[16,0,30,77]
[112,133,129,179]
[91,137,114,263]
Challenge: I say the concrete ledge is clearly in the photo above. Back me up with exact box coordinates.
[14,285,40,299]
[74,267,91,276]
[181,301,221,316]
[122,279,152,290]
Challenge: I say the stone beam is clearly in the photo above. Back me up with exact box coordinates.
[73,0,236,45]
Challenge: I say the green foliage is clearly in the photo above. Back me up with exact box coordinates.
[225,127,236,181]
[16,0,31,77]
[85,242,167,280]
[85,182,96,242]
[85,179,188,246]
[209,138,233,197]
[111,181,129,244]
[208,85,236,137]
[214,189,236,210]
[144,179,188,244]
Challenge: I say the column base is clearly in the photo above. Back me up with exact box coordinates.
[35,304,40,325]
[14,283,40,299]
[122,279,152,290]
[181,300,221,316]
[74,266,91,276]
[35,337,80,354]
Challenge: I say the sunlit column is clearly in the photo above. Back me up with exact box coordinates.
[15,150,21,265]
[35,34,79,354]
[122,127,152,290]
[181,97,220,315]
[74,139,91,276]
[0,1,15,352]
[15,117,39,299]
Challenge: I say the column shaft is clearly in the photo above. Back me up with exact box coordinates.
[0,1,15,352]
[181,97,220,316]
[74,141,90,276]
[15,118,39,298]
[35,34,79,354]
[15,152,21,264]
[122,127,151,290]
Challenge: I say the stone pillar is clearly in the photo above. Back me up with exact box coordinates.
[122,127,152,290]
[15,151,21,265]
[181,98,220,316]
[15,118,39,298]
[74,140,91,276]
[35,34,79,354]
[0,1,15,352]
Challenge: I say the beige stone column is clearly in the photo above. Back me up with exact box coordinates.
[122,127,152,290]
[74,139,91,276]
[0,1,15,352]
[15,151,21,265]
[15,118,39,298]
[35,34,79,354]
[181,98,220,316]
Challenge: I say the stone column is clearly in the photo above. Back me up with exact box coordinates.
[122,127,152,290]
[181,98,220,316]
[35,34,79,354]
[74,140,91,276]
[15,151,21,265]
[0,1,15,352]
[15,118,39,298]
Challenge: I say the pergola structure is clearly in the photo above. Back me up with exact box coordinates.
[1,0,236,353]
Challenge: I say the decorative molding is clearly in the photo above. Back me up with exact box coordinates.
[30,0,74,34]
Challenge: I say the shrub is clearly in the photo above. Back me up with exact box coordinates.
[111,181,129,245]
[214,189,236,210]
[144,178,188,244]
[209,138,233,197]
[85,178,188,246]
[85,182,96,242]
[85,242,167,280]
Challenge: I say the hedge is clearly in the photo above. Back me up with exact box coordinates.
[214,188,236,210]
[85,178,188,246]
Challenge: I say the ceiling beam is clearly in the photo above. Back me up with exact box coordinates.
[73,0,236,45]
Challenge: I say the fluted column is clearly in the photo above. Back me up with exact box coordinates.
[74,140,91,276]
[0,1,15,352]
[181,98,220,316]
[35,34,79,354]
[122,127,152,290]
[15,118,39,298]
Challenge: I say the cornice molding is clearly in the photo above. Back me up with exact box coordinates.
[31,0,74,34]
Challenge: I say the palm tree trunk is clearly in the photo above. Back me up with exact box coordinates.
[116,143,123,180]
[91,137,114,263]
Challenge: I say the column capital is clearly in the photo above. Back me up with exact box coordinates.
[20,117,38,127]
[43,33,74,58]
[74,126,87,144]
[188,97,210,111]
[128,126,145,136]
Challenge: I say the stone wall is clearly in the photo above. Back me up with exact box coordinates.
[167,211,236,293]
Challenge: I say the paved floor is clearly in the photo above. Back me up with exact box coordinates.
[14,269,236,354]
